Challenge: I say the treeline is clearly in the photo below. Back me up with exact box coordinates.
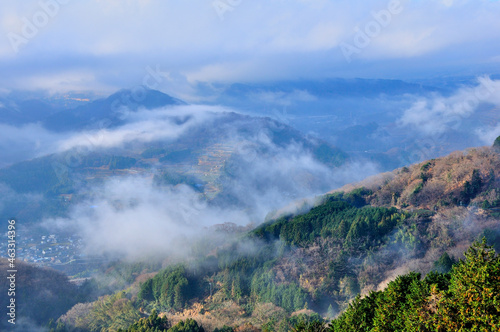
[214,238,312,313]
[117,310,170,332]
[250,269,308,312]
[85,241,500,331]
[92,193,438,330]
[53,197,500,331]
[51,239,500,332]
[118,310,325,332]
[138,265,197,311]
[253,192,410,249]
[136,251,310,314]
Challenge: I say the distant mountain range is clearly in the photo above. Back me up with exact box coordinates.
[2,77,498,171]
[0,77,444,127]
[198,77,447,101]
[196,77,500,169]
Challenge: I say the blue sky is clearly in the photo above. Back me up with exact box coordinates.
[0,0,499,94]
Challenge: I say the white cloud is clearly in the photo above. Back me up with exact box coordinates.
[12,71,107,95]
[0,122,69,167]
[0,105,227,166]
[34,102,382,260]
[43,140,379,260]
[56,105,225,151]
[476,123,500,145]
[398,77,500,135]
[249,89,317,106]
[44,177,250,260]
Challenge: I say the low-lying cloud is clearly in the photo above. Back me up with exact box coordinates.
[398,76,500,140]
[0,122,69,167]
[0,105,229,166]
[45,159,379,261]
[476,123,500,145]
[56,105,226,152]
[45,177,251,260]
[37,104,381,260]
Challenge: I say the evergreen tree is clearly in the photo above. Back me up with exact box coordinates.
[438,239,500,331]
[493,135,500,148]
[330,240,500,332]
[432,252,456,273]
[168,319,204,332]
[326,304,335,319]
[231,275,242,303]
[120,310,170,332]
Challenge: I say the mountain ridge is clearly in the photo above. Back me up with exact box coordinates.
[42,87,186,132]
[47,141,500,331]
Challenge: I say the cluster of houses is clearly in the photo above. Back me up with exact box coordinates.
[1,233,84,266]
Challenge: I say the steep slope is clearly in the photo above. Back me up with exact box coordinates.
[55,144,500,331]
[335,145,500,211]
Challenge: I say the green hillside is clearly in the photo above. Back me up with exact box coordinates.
[330,239,500,331]
[41,142,500,331]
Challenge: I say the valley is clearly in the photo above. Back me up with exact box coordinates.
[2,1,500,330]
[1,83,500,331]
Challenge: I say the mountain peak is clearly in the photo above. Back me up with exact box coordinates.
[106,87,186,109]
[43,88,186,132]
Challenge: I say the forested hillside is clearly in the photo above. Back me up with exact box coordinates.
[336,146,500,212]
[330,239,500,331]
[104,241,500,332]
[49,143,500,331]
